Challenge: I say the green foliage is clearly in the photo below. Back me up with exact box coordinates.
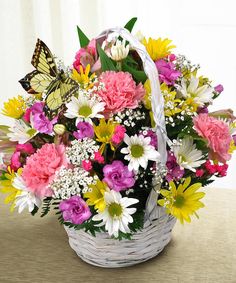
[76,25,90,48]
[40,197,52,217]
[97,44,117,72]
[30,205,39,216]
[124,17,138,32]
[62,218,105,237]
[122,61,147,83]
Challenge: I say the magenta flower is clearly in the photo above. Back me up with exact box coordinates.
[31,102,57,134]
[82,160,92,171]
[73,121,94,140]
[23,108,32,123]
[94,151,104,164]
[111,125,126,144]
[214,84,224,93]
[59,196,91,225]
[155,59,181,85]
[10,151,21,171]
[140,130,158,148]
[103,160,135,192]
[166,151,184,182]
[10,143,36,171]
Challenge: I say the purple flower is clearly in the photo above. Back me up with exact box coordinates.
[197,106,209,114]
[59,196,91,225]
[233,135,236,146]
[31,102,57,134]
[165,151,184,182]
[155,59,181,85]
[103,160,135,192]
[214,84,224,93]
[73,122,94,140]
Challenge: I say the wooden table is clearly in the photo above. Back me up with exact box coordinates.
[0,188,236,283]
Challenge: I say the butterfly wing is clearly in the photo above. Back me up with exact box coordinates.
[31,39,58,77]
[45,78,79,111]
[19,39,57,93]
[19,70,53,93]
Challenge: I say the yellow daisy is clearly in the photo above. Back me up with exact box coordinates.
[93,119,117,153]
[142,37,176,61]
[71,64,95,89]
[229,139,236,154]
[158,177,205,224]
[84,179,109,212]
[161,83,183,117]
[2,95,26,119]
[0,167,22,211]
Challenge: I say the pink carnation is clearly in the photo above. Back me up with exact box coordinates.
[97,71,145,114]
[193,114,231,163]
[22,143,67,198]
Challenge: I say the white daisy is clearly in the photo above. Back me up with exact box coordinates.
[64,94,105,125]
[92,190,139,237]
[13,174,41,213]
[7,120,37,144]
[177,76,214,107]
[172,136,205,172]
[121,134,160,171]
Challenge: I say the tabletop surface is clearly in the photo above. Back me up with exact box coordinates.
[0,187,236,283]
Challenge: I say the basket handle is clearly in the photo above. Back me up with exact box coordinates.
[98,27,168,164]
[97,27,169,221]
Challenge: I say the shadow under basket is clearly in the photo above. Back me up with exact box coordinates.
[64,207,176,268]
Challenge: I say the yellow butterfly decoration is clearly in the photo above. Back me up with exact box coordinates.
[19,39,79,112]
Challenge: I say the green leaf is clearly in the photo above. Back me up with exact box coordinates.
[30,205,39,216]
[124,17,138,32]
[77,25,90,48]
[122,62,147,83]
[97,44,117,72]
[40,197,52,217]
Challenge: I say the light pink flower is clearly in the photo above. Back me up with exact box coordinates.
[22,143,67,198]
[97,71,145,115]
[193,114,231,163]
[73,39,101,73]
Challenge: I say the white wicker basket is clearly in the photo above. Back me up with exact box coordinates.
[64,27,175,268]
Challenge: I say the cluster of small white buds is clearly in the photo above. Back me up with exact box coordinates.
[114,106,146,127]
[51,166,96,199]
[66,138,99,166]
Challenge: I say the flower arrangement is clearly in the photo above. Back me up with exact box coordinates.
[1,18,236,241]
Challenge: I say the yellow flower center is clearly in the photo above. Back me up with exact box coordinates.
[174,195,185,208]
[108,202,123,218]
[130,144,144,158]
[27,128,37,137]
[79,105,92,117]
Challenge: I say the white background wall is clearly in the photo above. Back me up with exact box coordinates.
[0,0,235,188]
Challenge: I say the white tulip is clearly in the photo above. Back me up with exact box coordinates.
[110,40,129,61]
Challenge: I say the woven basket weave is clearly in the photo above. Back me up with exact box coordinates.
[64,207,176,268]
[64,27,175,268]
